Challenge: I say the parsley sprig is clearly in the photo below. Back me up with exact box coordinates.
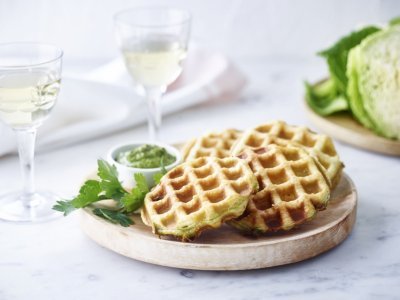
[53,159,166,227]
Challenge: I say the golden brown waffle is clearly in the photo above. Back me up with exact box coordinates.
[182,129,242,161]
[229,145,330,233]
[231,120,343,188]
[141,156,259,240]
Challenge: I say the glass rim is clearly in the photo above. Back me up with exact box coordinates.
[0,42,63,69]
[114,7,192,28]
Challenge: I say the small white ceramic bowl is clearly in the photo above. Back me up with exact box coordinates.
[107,141,182,190]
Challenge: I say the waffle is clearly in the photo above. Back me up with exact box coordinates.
[182,129,242,161]
[141,156,259,240]
[231,120,343,188]
[229,145,330,233]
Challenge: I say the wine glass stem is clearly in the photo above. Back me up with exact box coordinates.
[145,86,164,141]
[15,128,37,206]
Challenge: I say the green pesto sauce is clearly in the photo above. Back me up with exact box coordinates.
[117,144,176,169]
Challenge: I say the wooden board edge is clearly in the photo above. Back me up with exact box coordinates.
[304,102,400,156]
[79,203,356,270]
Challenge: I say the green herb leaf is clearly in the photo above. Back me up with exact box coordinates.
[318,26,380,94]
[134,173,149,195]
[74,180,103,207]
[153,172,163,184]
[121,173,149,212]
[53,159,158,226]
[53,200,76,216]
[52,180,102,215]
[120,190,144,213]
[97,159,125,200]
[92,208,134,227]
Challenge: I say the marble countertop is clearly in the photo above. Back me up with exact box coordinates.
[0,58,399,300]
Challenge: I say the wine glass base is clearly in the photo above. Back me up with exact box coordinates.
[0,191,61,222]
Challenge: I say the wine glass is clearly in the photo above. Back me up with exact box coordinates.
[0,42,63,222]
[114,8,191,140]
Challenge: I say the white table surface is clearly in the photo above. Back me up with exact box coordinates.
[0,58,399,300]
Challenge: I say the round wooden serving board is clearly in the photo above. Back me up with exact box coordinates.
[304,102,400,156]
[80,173,357,271]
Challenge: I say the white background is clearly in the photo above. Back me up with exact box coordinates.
[0,0,399,64]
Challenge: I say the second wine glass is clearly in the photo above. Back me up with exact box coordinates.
[114,7,191,141]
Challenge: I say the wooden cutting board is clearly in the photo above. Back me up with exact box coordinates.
[304,100,400,156]
[80,173,357,270]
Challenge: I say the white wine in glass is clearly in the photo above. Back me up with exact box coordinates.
[114,8,191,140]
[122,34,187,87]
[0,43,63,222]
[0,70,60,128]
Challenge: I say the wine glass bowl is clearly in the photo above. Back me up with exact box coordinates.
[114,8,191,140]
[0,43,62,130]
[0,42,63,222]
